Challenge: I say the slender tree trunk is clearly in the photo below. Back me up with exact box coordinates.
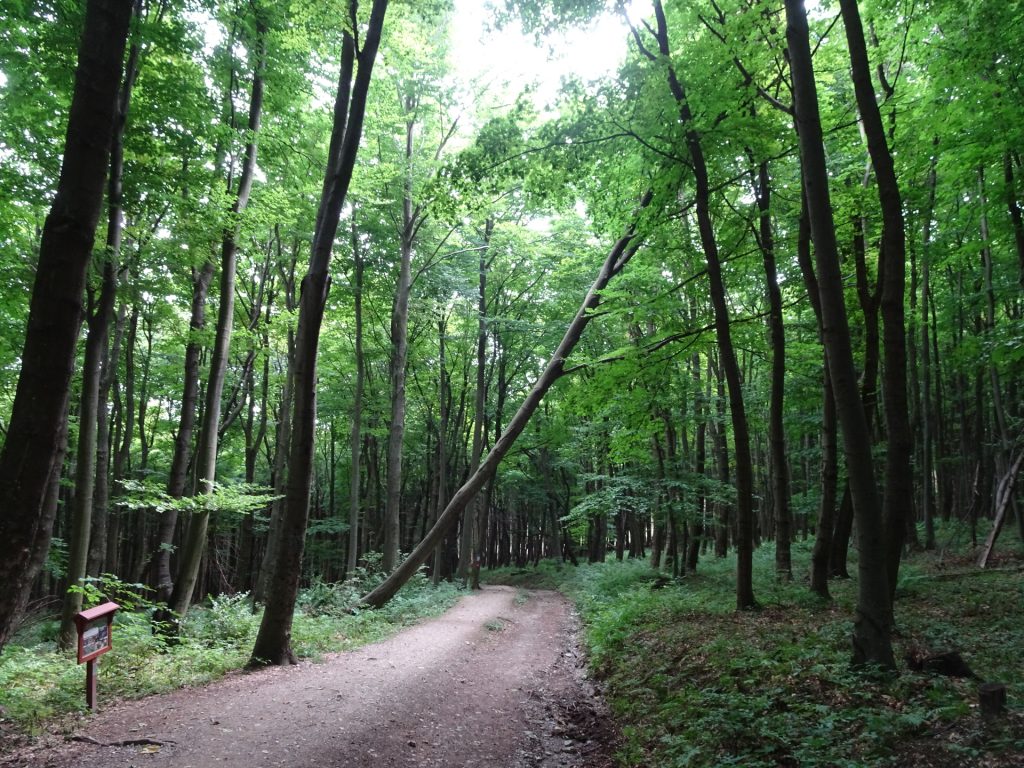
[633,0,755,609]
[171,21,266,619]
[811,360,838,599]
[785,0,895,668]
[795,193,836,598]
[1006,151,1024,294]
[383,112,416,572]
[712,359,730,558]
[977,166,1020,553]
[432,317,449,584]
[753,160,792,580]
[921,148,939,549]
[0,0,132,651]
[89,300,126,575]
[465,220,492,590]
[154,261,214,602]
[58,264,119,649]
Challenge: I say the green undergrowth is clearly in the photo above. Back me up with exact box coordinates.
[479,559,569,590]
[491,530,1024,767]
[0,570,459,738]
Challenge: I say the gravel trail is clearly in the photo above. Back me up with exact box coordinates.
[2,586,615,768]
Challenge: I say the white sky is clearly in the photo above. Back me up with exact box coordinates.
[449,1,649,113]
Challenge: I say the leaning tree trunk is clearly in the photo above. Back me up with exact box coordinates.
[360,193,651,609]
[0,0,132,652]
[785,0,895,668]
[251,0,389,666]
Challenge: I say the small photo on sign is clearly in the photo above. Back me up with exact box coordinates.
[82,624,110,657]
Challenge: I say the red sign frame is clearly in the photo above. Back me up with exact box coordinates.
[74,601,119,664]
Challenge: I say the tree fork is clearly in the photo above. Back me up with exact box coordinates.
[785,0,895,668]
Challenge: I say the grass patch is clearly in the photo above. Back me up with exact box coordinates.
[484,618,507,632]
[549,531,1024,767]
[0,570,460,740]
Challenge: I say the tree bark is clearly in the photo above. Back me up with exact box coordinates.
[0,0,132,651]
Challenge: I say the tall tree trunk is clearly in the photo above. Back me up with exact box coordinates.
[171,20,266,619]
[977,166,1020,556]
[785,0,895,668]
[110,305,139,575]
[383,110,416,573]
[795,193,837,598]
[89,300,127,575]
[251,0,388,666]
[465,220,492,590]
[0,0,132,651]
[1006,151,1024,294]
[432,316,449,584]
[154,261,214,603]
[58,14,141,647]
[753,160,792,581]
[811,361,839,599]
[347,222,365,577]
[712,358,730,558]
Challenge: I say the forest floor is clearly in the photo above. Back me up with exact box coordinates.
[0,586,616,768]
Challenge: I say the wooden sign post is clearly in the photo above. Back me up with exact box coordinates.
[73,601,119,711]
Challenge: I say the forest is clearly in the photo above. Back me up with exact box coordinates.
[0,0,1022,764]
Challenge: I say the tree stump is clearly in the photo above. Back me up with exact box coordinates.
[979,682,1007,720]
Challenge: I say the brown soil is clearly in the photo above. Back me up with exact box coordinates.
[0,586,617,768]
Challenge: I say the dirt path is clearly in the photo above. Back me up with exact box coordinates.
[2,586,615,768]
